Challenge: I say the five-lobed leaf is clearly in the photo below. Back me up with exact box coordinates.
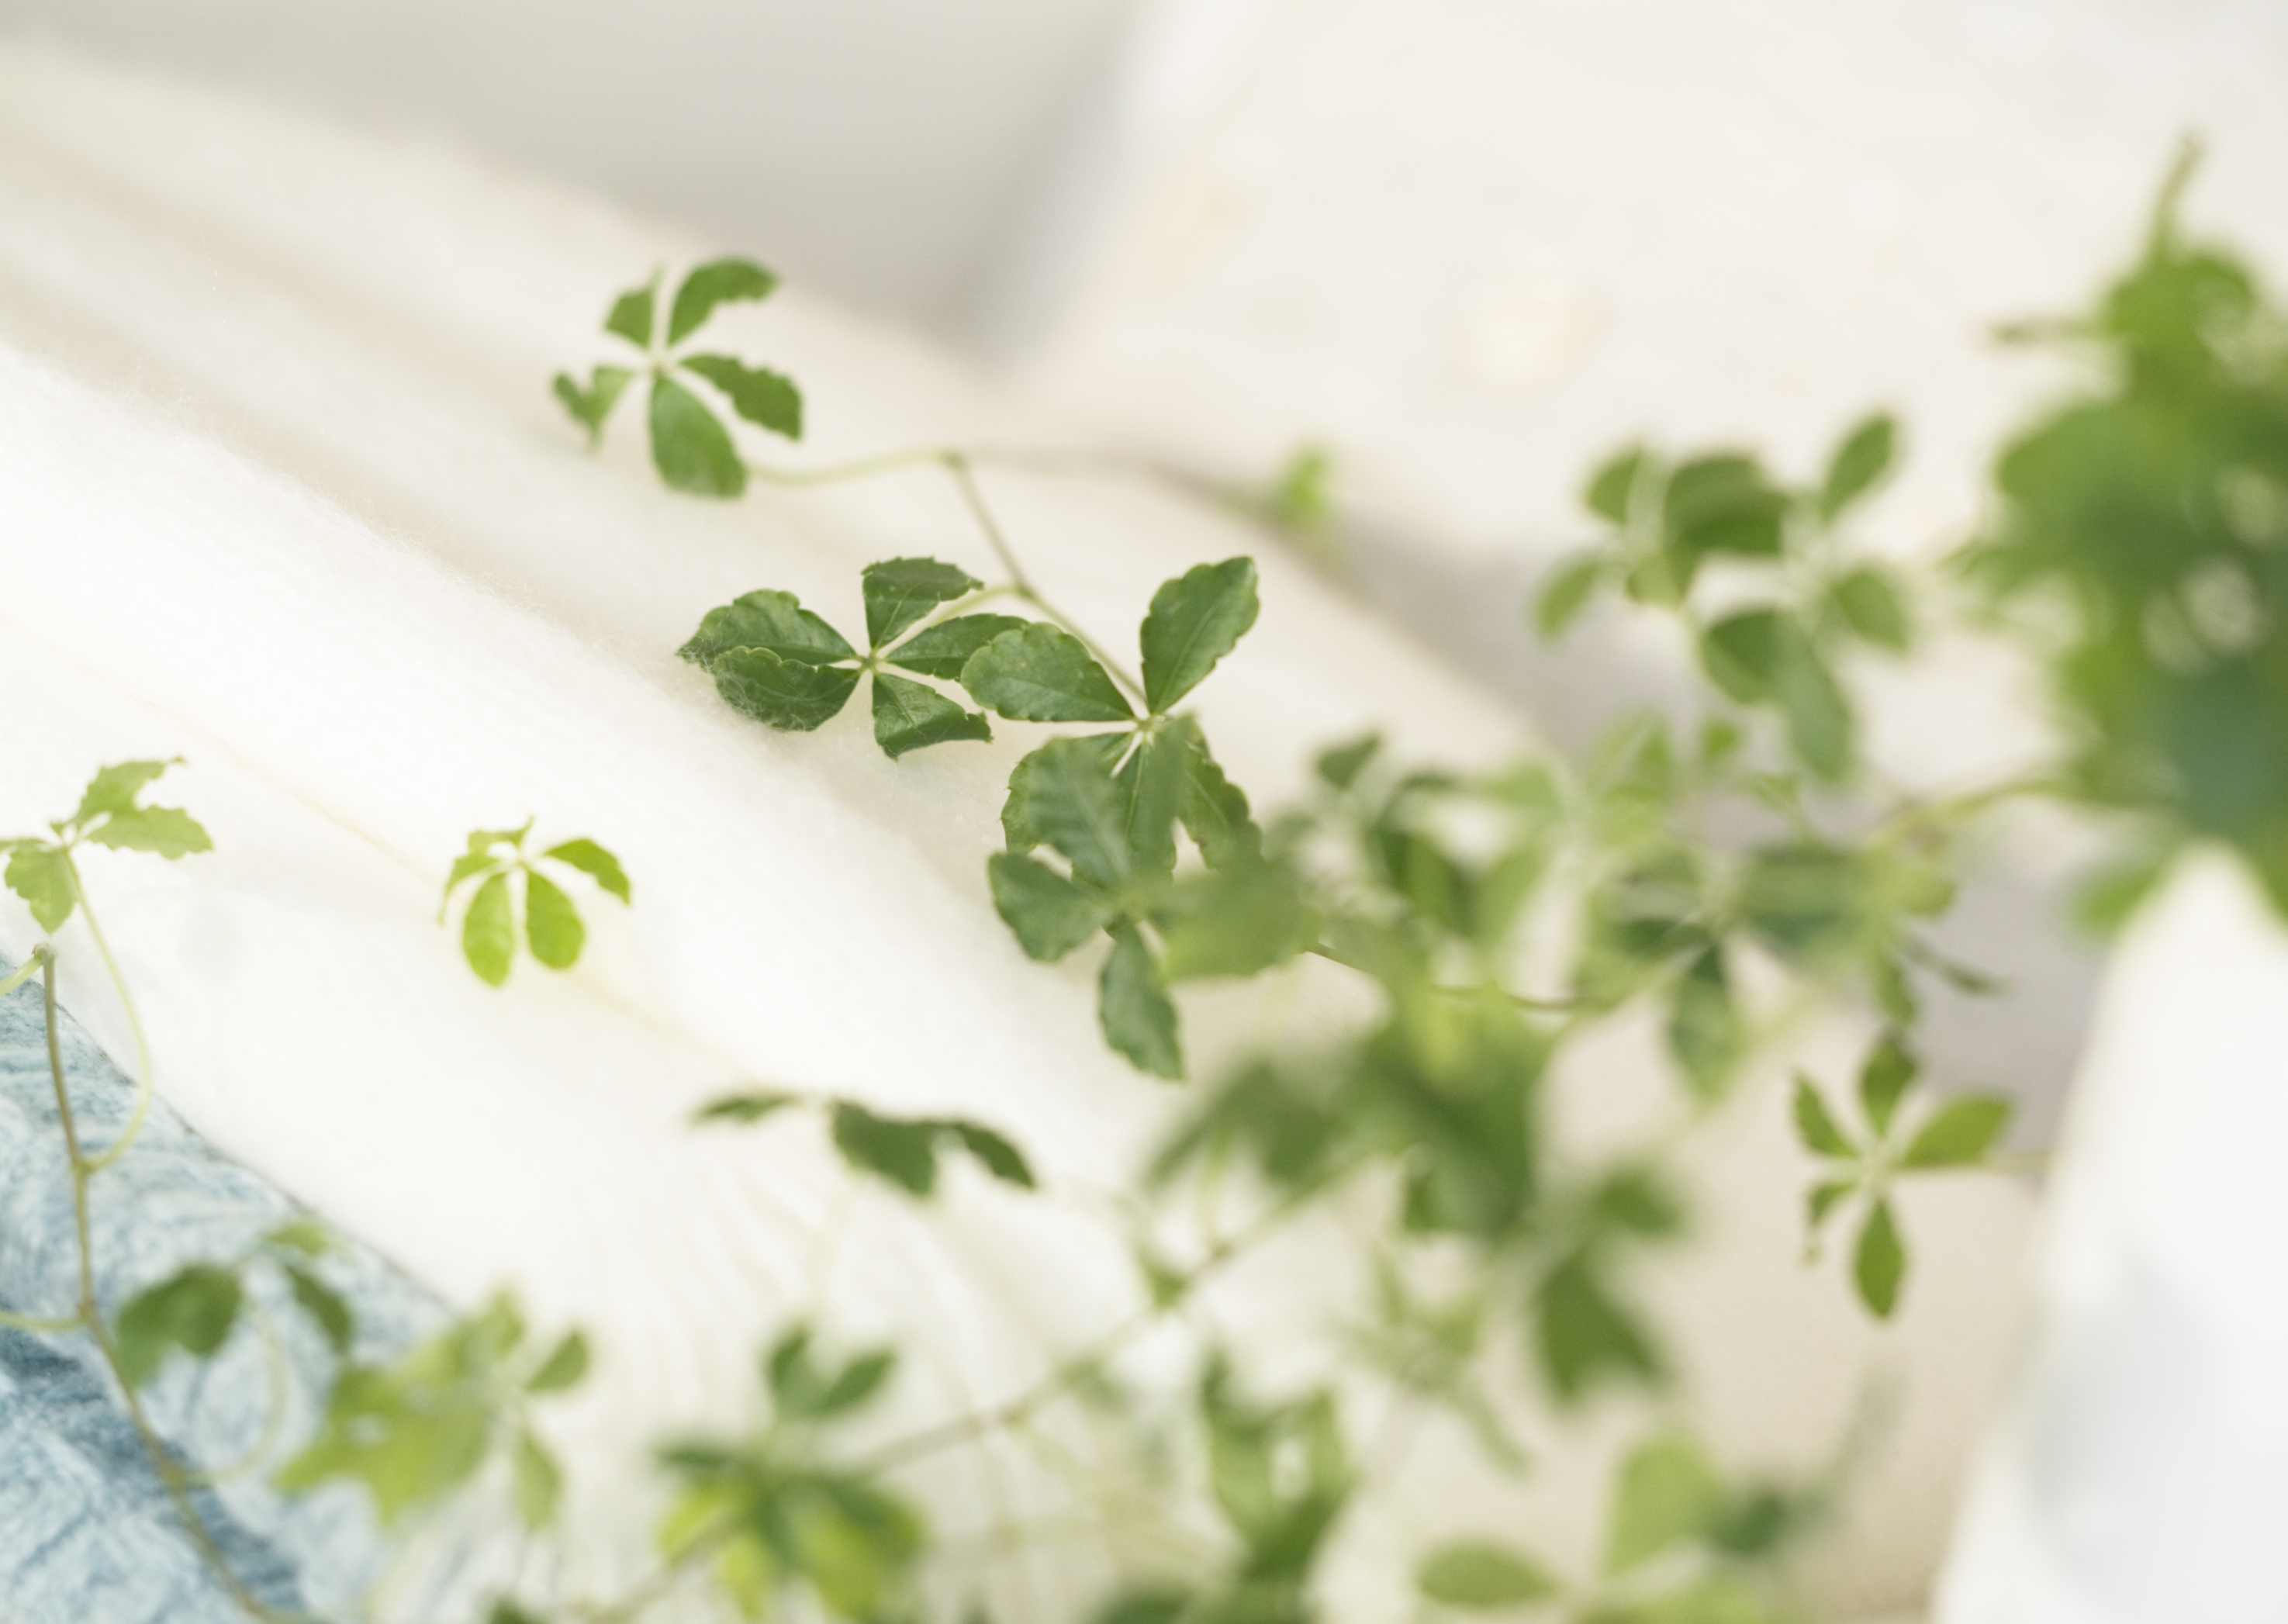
[667,257,780,347]
[1139,557,1260,714]
[963,623,1132,723]
[649,375,746,498]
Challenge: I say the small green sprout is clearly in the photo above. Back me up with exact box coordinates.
[2,759,213,934]
[441,823,631,986]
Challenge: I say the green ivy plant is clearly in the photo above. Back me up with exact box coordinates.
[440,821,632,985]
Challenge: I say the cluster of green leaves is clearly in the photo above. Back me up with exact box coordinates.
[656,1325,923,1623]
[554,257,802,496]
[276,1292,589,1530]
[1090,1362,1351,1624]
[112,1219,353,1390]
[1418,1430,1813,1624]
[2,759,213,931]
[696,1090,1034,1199]
[1540,414,1911,782]
[1964,149,2288,918]
[1792,1032,2013,1318]
[677,558,1021,758]
[441,822,631,986]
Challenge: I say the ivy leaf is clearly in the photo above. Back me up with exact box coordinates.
[1585,445,1647,523]
[942,1121,1036,1189]
[1830,566,1912,651]
[694,1091,800,1125]
[871,672,993,758]
[527,1330,591,1394]
[861,557,984,649]
[679,354,803,441]
[1854,1197,1906,1318]
[552,365,635,447]
[115,1264,243,1388]
[1418,1542,1559,1608]
[285,1264,354,1356]
[831,1103,942,1196]
[666,257,779,346]
[1536,1253,1662,1403]
[1139,558,1260,714]
[1101,924,1181,1079]
[987,852,1111,962]
[1000,732,1126,855]
[886,612,1028,679]
[462,872,517,986]
[1899,1095,2012,1168]
[524,870,585,970]
[1175,725,1260,871]
[679,589,856,668]
[71,760,175,824]
[1791,1076,1857,1160]
[1016,737,1138,891]
[1819,412,1898,521]
[962,623,1133,723]
[604,277,658,348]
[1605,1432,1724,1574]
[541,838,632,905]
[1857,1033,1916,1135]
[1113,728,1190,880]
[1536,552,1607,638]
[513,1432,563,1529]
[708,648,862,731]
[83,806,213,859]
[648,375,746,498]
[5,845,76,933]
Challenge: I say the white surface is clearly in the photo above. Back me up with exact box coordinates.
[0,41,2034,1622]
[1939,855,2288,1624]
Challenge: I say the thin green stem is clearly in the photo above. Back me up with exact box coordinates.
[58,849,155,1173]
[0,955,42,1000]
[187,1296,292,1487]
[745,446,954,487]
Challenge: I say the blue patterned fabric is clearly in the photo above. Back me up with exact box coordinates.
[0,955,444,1623]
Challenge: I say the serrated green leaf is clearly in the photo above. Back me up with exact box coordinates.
[666,257,779,346]
[71,760,175,824]
[1819,413,1897,521]
[1858,1032,1917,1135]
[886,612,1028,679]
[82,806,213,859]
[1854,1197,1906,1317]
[1791,1076,1857,1159]
[1101,924,1181,1079]
[461,871,516,986]
[1177,727,1260,870]
[648,375,746,497]
[871,671,992,758]
[679,354,802,441]
[115,1264,243,1388]
[694,1091,800,1125]
[527,1329,590,1394]
[524,869,585,970]
[285,1263,354,1356]
[1016,737,1137,891]
[605,278,658,348]
[1606,1432,1723,1574]
[513,1431,562,1529]
[1314,733,1381,790]
[5,844,76,933]
[1899,1094,2012,1168]
[1000,731,1125,855]
[1585,445,1647,523]
[1831,565,1912,651]
[831,1104,941,1196]
[553,365,635,446]
[1536,1253,1662,1403]
[1535,552,1608,639]
[541,838,631,904]
[1418,1541,1559,1607]
[679,589,856,668]
[987,851,1110,961]
[1699,609,1782,704]
[1114,728,1189,881]
[860,557,984,648]
[962,622,1133,723]
[708,647,862,731]
[942,1121,1036,1189]
[1139,557,1259,714]
[1771,622,1854,780]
